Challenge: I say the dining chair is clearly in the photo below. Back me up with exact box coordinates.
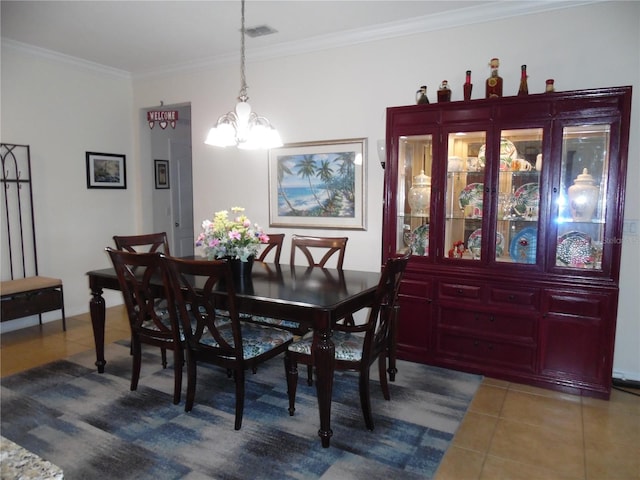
[257,233,284,264]
[105,247,183,404]
[253,234,350,385]
[162,255,294,429]
[113,232,171,254]
[284,251,410,430]
[289,234,348,269]
[113,232,172,367]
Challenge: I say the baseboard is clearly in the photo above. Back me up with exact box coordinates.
[612,378,640,390]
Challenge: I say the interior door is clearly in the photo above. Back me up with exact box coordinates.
[169,139,194,257]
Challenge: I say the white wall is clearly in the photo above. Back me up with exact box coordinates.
[2,2,638,380]
[0,45,136,325]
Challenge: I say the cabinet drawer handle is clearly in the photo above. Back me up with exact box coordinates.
[473,341,480,347]
[508,294,516,301]
[489,316,495,322]
[456,288,463,295]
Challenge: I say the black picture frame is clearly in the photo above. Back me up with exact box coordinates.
[86,152,126,189]
[154,159,170,189]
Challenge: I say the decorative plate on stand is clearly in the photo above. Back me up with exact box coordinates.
[458,183,484,218]
[513,183,539,217]
[556,231,592,267]
[478,138,518,171]
[410,224,429,256]
[509,227,537,264]
[467,229,505,257]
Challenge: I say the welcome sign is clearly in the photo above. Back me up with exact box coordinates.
[147,110,178,129]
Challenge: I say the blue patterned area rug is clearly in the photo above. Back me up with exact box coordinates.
[1,341,481,480]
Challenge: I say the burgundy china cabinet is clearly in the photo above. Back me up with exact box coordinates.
[382,86,632,398]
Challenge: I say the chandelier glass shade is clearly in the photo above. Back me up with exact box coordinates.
[204,0,282,150]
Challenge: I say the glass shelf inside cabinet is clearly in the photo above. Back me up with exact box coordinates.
[496,128,543,264]
[555,124,610,269]
[444,131,486,260]
[397,135,432,256]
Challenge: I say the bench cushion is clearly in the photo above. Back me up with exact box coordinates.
[0,276,63,297]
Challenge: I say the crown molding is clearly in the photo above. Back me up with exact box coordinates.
[1,38,131,80]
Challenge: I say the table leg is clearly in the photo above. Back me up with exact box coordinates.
[313,313,335,448]
[89,284,106,373]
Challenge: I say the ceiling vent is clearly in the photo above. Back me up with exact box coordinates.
[245,25,278,38]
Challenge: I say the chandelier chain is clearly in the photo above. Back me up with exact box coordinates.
[239,0,248,102]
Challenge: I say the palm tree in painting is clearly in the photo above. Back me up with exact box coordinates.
[295,155,326,211]
[335,152,356,202]
[277,158,299,215]
[316,159,335,206]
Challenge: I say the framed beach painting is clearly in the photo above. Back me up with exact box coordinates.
[268,138,367,229]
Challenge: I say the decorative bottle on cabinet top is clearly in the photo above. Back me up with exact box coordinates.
[545,79,555,93]
[485,58,503,98]
[463,70,473,101]
[518,65,529,95]
[416,86,429,104]
[437,80,451,102]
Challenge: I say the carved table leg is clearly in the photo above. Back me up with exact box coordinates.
[89,284,106,373]
[313,313,335,448]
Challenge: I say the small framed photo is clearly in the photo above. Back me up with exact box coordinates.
[154,159,170,189]
[268,138,367,229]
[86,152,126,189]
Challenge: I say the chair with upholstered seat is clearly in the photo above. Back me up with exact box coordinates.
[284,251,410,430]
[106,247,183,404]
[113,232,172,367]
[257,233,284,263]
[162,255,294,429]
[289,234,347,268]
[253,234,350,384]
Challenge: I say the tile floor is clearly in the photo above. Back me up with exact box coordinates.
[1,306,639,480]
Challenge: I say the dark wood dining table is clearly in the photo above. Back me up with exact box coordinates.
[87,261,381,448]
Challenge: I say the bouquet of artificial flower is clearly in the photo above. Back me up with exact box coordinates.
[196,207,269,261]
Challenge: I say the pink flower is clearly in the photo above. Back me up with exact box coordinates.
[258,233,270,243]
[228,230,241,241]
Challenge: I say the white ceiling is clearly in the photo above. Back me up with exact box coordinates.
[1,1,596,77]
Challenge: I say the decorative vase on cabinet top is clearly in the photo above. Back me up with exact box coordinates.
[568,168,599,221]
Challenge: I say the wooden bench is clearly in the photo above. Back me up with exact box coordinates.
[1,143,66,331]
[1,276,66,330]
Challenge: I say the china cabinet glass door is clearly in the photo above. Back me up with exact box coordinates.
[554,124,610,269]
[495,128,543,264]
[444,131,486,260]
[397,135,433,256]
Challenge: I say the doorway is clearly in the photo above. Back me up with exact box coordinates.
[145,103,194,257]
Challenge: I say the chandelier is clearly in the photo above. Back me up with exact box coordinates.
[204,0,282,150]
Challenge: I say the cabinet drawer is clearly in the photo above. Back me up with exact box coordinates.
[439,282,483,301]
[439,308,536,340]
[543,291,608,319]
[1,289,63,321]
[399,278,430,298]
[437,332,536,371]
[490,287,539,308]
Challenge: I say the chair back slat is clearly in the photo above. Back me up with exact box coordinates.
[113,232,171,255]
[257,233,284,263]
[163,256,243,359]
[290,235,348,269]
